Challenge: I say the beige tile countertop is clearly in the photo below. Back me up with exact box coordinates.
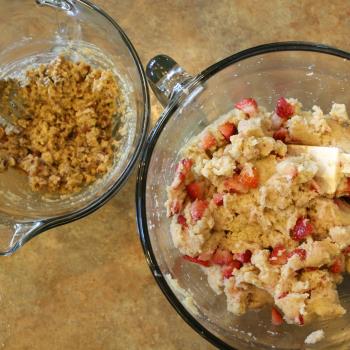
[0,1,349,349]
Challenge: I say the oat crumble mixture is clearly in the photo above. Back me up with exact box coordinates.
[0,56,124,194]
[166,97,350,326]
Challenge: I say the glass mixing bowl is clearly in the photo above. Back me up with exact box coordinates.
[136,42,350,349]
[0,0,149,254]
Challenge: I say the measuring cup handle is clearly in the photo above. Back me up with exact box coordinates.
[146,55,194,107]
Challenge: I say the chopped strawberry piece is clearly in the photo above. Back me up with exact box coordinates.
[278,292,289,299]
[343,246,350,255]
[273,127,288,141]
[224,167,259,193]
[269,244,288,265]
[235,98,258,117]
[309,179,321,193]
[180,158,193,172]
[170,200,182,216]
[235,250,252,264]
[186,182,204,201]
[213,193,224,206]
[275,97,294,119]
[298,314,304,326]
[177,214,187,227]
[201,132,217,150]
[218,122,237,142]
[173,158,193,188]
[224,175,249,194]
[211,248,233,266]
[288,248,307,261]
[178,173,186,183]
[222,260,242,278]
[190,200,208,221]
[291,218,313,241]
[239,167,259,189]
[271,307,284,326]
[222,264,234,279]
[183,255,211,267]
[305,267,318,272]
[330,258,343,273]
[233,260,243,269]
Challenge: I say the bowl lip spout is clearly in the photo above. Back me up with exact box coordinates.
[4,0,150,255]
[136,41,350,350]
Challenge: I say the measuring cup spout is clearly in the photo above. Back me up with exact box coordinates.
[35,0,77,14]
[0,218,44,255]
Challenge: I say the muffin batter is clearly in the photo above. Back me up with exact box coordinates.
[0,56,124,194]
[166,97,350,325]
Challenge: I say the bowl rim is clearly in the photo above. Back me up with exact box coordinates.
[136,41,350,350]
[6,0,150,255]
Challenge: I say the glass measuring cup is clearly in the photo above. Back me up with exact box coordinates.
[137,42,350,349]
[0,0,149,254]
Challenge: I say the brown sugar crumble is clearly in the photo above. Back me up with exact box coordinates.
[0,56,124,194]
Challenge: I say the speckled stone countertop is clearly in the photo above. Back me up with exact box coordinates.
[0,1,349,349]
